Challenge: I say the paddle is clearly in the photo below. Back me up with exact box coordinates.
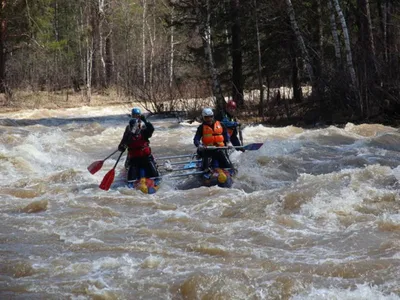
[238,124,244,146]
[205,143,263,151]
[157,153,197,160]
[168,160,201,166]
[241,142,263,151]
[127,170,206,182]
[99,151,124,191]
[87,149,119,174]
[162,164,200,172]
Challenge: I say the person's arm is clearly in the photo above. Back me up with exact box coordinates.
[230,129,241,147]
[193,125,202,147]
[118,125,130,151]
[221,124,231,145]
[140,115,154,139]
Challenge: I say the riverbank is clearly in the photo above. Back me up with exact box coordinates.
[2,91,399,128]
[0,90,131,113]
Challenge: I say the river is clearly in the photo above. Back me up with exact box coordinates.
[1,105,400,299]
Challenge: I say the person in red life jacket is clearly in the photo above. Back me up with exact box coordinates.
[215,99,244,151]
[193,107,234,171]
[118,112,159,181]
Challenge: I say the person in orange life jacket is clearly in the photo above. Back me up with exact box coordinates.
[118,113,159,181]
[215,99,243,151]
[193,107,234,171]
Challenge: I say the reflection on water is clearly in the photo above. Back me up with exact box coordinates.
[1,106,400,299]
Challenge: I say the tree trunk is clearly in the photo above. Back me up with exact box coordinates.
[201,0,224,111]
[142,0,147,86]
[169,7,175,88]
[254,0,264,118]
[146,0,155,91]
[0,0,7,94]
[332,0,358,95]
[328,0,342,67]
[377,0,388,63]
[105,35,113,86]
[98,0,107,88]
[357,0,377,118]
[86,4,93,102]
[230,0,243,107]
[291,45,302,104]
[285,0,315,93]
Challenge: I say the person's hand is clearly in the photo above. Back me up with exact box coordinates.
[198,144,205,151]
[140,115,146,122]
[118,144,126,152]
[226,142,234,149]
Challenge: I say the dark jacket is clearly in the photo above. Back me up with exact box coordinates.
[216,111,241,147]
[119,118,154,149]
[193,121,230,147]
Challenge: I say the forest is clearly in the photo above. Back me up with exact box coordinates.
[0,0,399,126]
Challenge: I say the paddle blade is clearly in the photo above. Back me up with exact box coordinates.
[99,169,115,191]
[87,160,104,174]
[244,143,263,151]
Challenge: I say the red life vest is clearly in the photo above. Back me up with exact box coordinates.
[128,133,151,158]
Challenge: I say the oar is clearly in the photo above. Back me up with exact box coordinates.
[205,143,263,151]
[162,165,200,172]
[167,160,201,166]
[87,149,119,174]
[99,151,124,191]
[238,124,244,146]
[165,168,233,178]
[241,143,263,151]
[157,153,196,160]
[128,167,235,182]
[128,170,205,182]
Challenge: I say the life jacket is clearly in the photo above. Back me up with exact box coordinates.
[128,133,151,158]
[201,121,225,147]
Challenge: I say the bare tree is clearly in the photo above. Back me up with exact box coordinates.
[230,0,243,107]
[285,0,315,88]
[328,0,342,67]
[142,0,147,86]
[199,0,224,110]
[253,0,264,118]
[332,0,358,94]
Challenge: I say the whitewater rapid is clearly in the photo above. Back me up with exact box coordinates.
[1,105,400,299]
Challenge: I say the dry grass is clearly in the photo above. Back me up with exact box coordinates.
[0,89,132,113]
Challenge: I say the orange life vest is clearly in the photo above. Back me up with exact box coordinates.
[128,133,151,158]
[201,121,225,147]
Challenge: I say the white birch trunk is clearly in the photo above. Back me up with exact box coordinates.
[142,0,147,86]
[365,0,375,57]
[332,0,358,90]
[202,0,224,106]
[146,2,155,90]
[98,0,106,86]
[86,13,93,102]
[285,0,315,85]
[254,0,264,118]
[169,8,175,88]
[328,0,342,65]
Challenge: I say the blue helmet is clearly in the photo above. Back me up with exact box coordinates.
[131,107,141,116]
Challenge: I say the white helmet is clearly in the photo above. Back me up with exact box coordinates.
[202,107,214,117]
